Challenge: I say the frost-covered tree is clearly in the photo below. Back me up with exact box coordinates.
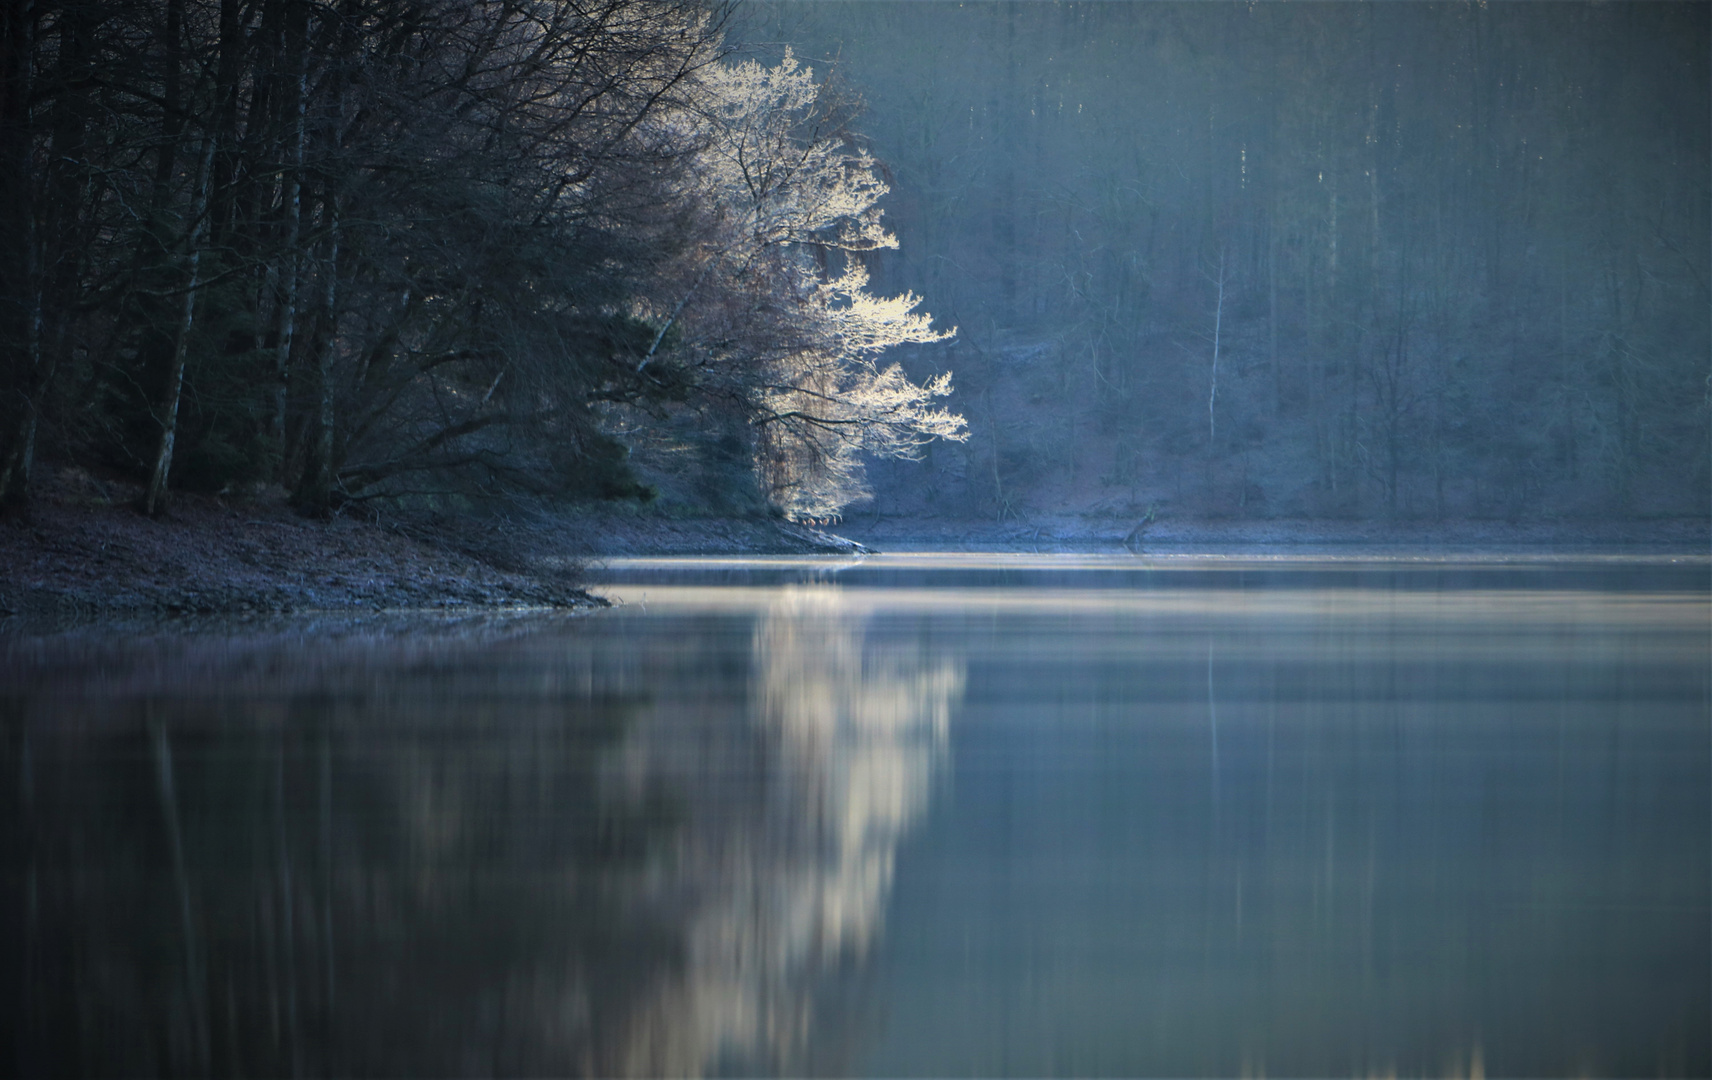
[750,264,964,520]
[648,51,967,520]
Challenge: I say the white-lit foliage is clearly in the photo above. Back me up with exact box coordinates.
[658,52,967,520]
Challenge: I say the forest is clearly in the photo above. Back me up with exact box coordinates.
[0,0,962,525]
[762,1,1710,525]
[1,0,1706,531]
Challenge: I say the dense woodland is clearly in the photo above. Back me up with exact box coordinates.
[1,0,1706,529]
[760,1,1710,524]
[0,0,962,523]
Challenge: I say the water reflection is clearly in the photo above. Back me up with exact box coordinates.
[843,560,1709,1078]
[601,586,959,1075]
[6,592,963,1077]
[8,555,1708,1077]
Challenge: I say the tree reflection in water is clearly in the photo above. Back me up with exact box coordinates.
[605,585,960,1075]
[7,594,963,1077]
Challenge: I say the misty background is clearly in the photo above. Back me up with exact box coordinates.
[742,1,1710,525]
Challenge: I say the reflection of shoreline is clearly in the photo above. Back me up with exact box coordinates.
[590,582,1708,634]
[612,583,963,1076]
[0,610,592,698]
[12,594,964,1078]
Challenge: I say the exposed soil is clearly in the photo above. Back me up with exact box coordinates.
[0,468,864,625]
[0,470,604,623]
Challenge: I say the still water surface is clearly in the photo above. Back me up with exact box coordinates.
[6,553,1708,1076]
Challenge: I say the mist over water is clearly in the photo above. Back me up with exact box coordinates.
[6,554,1708,1076]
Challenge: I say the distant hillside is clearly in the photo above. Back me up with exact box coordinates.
[740,1,1711,525]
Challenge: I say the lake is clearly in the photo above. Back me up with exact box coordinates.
[5,552,1708,1077]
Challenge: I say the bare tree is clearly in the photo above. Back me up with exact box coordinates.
[648,52,967,520]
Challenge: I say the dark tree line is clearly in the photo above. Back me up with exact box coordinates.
[759,1,1710,524]
[0,0,963,521]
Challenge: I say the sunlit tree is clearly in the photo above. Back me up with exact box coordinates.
[648,51,967,521]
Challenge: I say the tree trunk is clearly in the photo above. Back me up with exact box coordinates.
[0,0,38,511]
[142,134,217,517]
[271,48,306,475]
[1559,261,1578,482]
[1431,369,1445,521]
[4,5,95,511]
[1207,248,1226,451]
[293,201,339,516]
[1268,194,1279,417]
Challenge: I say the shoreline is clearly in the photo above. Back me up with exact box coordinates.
[4,478,1705,626]
[1,485,603,625]
[836,513,1711,554]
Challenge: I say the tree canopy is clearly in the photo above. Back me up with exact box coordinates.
[0,0,965,521]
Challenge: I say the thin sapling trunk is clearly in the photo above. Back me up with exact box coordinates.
[142,133,217,517]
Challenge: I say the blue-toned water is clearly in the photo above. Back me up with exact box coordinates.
[6,553,1708,1076]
